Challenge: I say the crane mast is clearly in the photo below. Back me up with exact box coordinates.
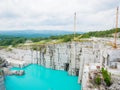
[74,12,76,40]
[114,6,119,48]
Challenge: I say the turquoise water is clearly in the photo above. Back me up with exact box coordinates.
[5,64,81,90]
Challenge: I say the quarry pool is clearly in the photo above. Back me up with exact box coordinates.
[5,64,81,90]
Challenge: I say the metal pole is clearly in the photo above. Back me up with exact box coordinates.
[114,6,119,48]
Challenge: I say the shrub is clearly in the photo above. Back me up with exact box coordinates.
[63,37,71,42]
[94,75,101,85]
[101,68,111,86]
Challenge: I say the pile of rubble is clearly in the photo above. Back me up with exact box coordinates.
[3,67,25,76]
[108,76,120,90]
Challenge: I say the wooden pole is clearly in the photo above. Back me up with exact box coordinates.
[114,6,119,48]
[74,12,76,40]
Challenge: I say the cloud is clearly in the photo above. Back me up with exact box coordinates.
[0,11,19,19]
[0,0,119,31]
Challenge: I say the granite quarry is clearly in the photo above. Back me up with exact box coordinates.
[0,37,120,90]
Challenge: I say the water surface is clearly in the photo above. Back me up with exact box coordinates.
[5,64,81,90]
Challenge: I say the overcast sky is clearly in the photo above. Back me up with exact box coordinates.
[0,0,120,32]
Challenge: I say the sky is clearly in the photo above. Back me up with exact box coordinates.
[0,0,120,32]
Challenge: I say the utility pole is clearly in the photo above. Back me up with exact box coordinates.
[74,12,76,40]
[114,6,119,48]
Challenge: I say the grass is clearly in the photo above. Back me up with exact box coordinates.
[31,38,68,45]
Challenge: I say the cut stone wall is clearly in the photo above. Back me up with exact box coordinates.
[30,41,103,76]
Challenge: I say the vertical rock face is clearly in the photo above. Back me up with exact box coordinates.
[31,41,103,76]
[0,70,5,90]
[0,41,106,76]
[32,43,70,71]
[0,58,6,90]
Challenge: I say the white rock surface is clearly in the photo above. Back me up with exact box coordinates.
[0,74,5,90]
[0,38,120,90]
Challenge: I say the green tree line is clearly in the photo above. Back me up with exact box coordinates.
[0,28,119,46]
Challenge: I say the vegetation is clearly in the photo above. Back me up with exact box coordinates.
[0,68,3,76]
[81,28,120,38]
[101,68,111,86]
[94,75,101,85]
[0,36,27,46]
[32,47,38,50]
[0,28,120,47]
[0,70,2,75]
